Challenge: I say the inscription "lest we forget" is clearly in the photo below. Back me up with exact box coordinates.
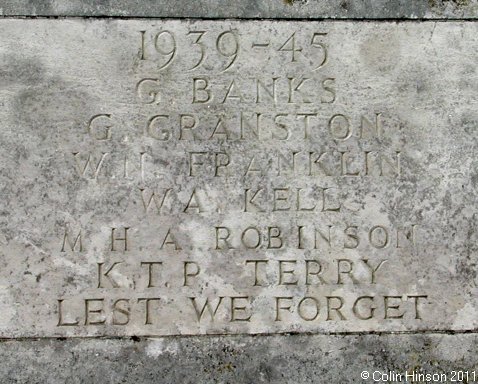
[0,20,477,337]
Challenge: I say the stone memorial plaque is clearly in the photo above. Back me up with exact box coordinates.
[0,20,477,337]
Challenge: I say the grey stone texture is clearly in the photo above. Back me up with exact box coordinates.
[2,334,478,383]
[0,7,478,384]
[0,0,477,19]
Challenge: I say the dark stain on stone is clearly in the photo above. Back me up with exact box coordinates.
[10,65,98,141]
[0,55,45,87]
[0,53,97,140]
[429,0,471,7]
[283,0,308,5]
[25,0,55,14]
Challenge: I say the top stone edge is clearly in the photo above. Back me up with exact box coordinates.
[0,0,477,19]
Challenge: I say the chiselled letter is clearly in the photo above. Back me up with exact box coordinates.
[88,114,113,140]
[57,299,79,326]
[139,188,171,214]
[97,262,123,288]
[141,262,163,288]
[111,227,129,251]
[193,77,211,103]
[61,229,83,252]
[183,261,200,286]
[112,299,131,325]
[84,299,106,325]
[137,298,161,325]
[73,152,108,179]
[189,297,224,321]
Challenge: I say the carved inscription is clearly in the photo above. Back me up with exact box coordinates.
[54,21,427,335]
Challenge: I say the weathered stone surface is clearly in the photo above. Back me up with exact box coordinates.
[0,0,477,19]
[1,334,478,383]
[0,20,477,339]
